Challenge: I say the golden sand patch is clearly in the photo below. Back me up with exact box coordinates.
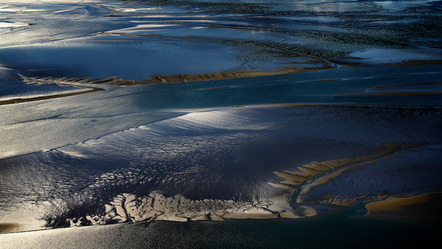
[124,66,331,85]
[365,193,442,220]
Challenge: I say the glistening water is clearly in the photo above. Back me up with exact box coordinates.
[0,0,441,248]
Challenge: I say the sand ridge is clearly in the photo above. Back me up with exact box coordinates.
[67,191,316,227]
[365,193,442,220]
[270,142,430,207]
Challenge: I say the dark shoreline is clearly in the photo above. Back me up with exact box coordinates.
[0,88,104,106]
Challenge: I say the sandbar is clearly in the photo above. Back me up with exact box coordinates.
[0,88,103,106]
[365,193,442,220]
[114,66,332,86]
[1,65,331,106]
[270,143,420,205]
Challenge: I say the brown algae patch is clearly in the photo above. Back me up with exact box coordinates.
[365,193,442,220]
[0,88,104,106]
[0,223,22,234]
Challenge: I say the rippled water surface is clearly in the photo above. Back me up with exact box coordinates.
[0,0,441,248]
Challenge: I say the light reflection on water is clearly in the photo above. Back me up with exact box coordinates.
[1,94,441,232]
[0,0,441,240]
[1,0,440,86]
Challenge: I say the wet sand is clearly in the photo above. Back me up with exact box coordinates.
[0,101,440,238]
[0,0,441,247]
[271,143,426,206]
[337,91,442,97]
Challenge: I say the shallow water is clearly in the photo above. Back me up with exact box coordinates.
[0,0,441,247]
